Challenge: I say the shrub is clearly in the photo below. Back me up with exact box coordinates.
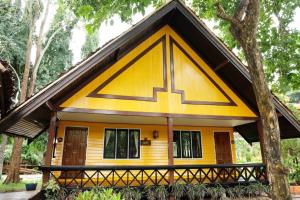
[155,185,168,200]
[186,183,207,200]
[44,179,66,200]
[170,182,185,199]
[120,186,142,200]
[206,184,226,200]
[75,188,121,200]
[145,186,156,200]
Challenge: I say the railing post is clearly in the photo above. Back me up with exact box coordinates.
[42,111,57,185]
[167,117,174,184]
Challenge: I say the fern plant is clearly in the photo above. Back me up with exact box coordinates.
[44,179,66,200]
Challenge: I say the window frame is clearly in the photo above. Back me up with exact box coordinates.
[173,130,203,159]
[103,128,141,159]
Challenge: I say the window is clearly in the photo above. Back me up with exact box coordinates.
[104,128,140,159]
[173,130,202,158]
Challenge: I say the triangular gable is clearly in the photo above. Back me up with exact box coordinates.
[60,26,256,119]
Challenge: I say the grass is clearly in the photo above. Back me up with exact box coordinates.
[0,177,42,192]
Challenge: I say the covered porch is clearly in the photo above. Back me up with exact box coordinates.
[40,110,266,188]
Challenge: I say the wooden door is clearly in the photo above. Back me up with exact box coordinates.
[214,132,232,164]
[61,127,88,178]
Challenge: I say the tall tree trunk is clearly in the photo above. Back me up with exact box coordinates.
[4,1,39,184]
[3,137,23,184]
[28,0,51,96]
[0,134,8,179]
[216,1,291,199]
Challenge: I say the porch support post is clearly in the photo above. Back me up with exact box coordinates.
[257,119,266,164]
[167,117,174,184]
[42,111,57,185]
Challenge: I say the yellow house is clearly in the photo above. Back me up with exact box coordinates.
[0,0,299,188]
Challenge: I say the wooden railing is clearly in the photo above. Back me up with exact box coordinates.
[40,163,267,188]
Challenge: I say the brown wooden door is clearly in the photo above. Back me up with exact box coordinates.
[61,127,88,178]
[214,132,233,164]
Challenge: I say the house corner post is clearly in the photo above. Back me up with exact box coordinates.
[167,117,174,184]
[42,111,57,185]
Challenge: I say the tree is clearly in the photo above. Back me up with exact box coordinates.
[1,0,75,184]
[66,0,164,33]
[214,0,291,199]
[3,0,42,184]
[191,0,300,95]
[81,29,99,59]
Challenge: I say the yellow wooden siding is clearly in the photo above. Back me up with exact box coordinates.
[60,25,256,118]
[52,121,236,166]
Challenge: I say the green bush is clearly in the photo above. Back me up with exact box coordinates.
[186,183,207,200]
[44,180,66,200]
[170,182,185,199]
[120,186,142,200]
[75,188,121,200]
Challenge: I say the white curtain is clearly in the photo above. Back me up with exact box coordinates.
[105,130,112,146]
[134,131,139,157]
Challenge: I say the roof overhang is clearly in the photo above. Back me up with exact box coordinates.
[0,0,299,142]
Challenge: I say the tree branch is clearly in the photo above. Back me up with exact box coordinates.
[215,2,242,29]
[233,0,249,22]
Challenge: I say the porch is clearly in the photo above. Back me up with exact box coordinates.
[40,163,267,188]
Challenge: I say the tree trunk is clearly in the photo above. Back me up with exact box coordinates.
[3,137,23,184]
[4,1,38,184]
[28,0,51,96]
[0,134,8,179]
[216,1,291,199]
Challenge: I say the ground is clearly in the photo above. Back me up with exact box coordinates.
[0,174,41,192]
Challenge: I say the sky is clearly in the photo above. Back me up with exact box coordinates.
[37,2,300,65]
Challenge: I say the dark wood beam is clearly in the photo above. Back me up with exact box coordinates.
[46,101,57,111]
[214,60,229,71]
[42,111,57,185]
[167,117,174,183]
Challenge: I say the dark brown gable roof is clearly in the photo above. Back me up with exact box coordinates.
[0,0,299,142]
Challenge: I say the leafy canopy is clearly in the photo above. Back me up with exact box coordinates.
[191,0,300,94]
[66,0,164,34]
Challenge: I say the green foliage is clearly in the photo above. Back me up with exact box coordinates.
[0,0,27,77]
[234,133,262,163]
[75,187,121,200]
[120,186,142,200]
[44,179,66,200]
[206,184,226,200]
[170,182,185,199]
[66,0,164,34]
[145,185,168,200]
[81,29,100,59]
[281,138,300,183]
[186,183,207,200]
[35,3,74,92]
[191,0,300,95]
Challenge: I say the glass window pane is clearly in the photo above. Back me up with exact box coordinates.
[181,131,192,158]
[116,129,128,158]
[129,129,140,158]
[192,131,202,158]
[173,131,181,158]
[104,129,116,158]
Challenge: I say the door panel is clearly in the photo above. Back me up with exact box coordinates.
[61,127,88,178]
[214,132,232,164]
